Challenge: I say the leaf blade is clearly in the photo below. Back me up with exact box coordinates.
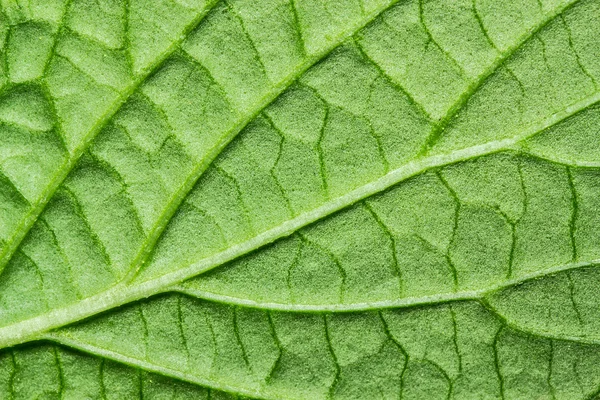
[2,1,600,399]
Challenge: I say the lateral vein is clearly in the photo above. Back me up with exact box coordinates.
[0,0,221,274]
[0,90,598,349]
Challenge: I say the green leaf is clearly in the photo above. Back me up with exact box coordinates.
[1,0,600,398]
[0,0,221,272]
[0,344,252,399]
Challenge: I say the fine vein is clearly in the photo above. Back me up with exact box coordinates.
[0,89,598,349]
[0,1,220,273]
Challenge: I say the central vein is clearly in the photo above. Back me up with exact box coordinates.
[0,88,598,349]
[0,0,590,351]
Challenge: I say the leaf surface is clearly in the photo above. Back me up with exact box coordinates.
[0,0,220,271]
[0,344,252,399]
[1,0,600,399]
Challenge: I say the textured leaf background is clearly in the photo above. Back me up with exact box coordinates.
[0,0,600,398]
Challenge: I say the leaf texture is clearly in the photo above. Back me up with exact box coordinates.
[0,0,220,271]
[0,344,252,399]
[1,0,600,398]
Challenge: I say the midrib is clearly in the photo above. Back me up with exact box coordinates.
[121,0,406,283]
[0,89,598,349]
[124,0,584,286]
[0,0,221,273]
[0,0,406,346]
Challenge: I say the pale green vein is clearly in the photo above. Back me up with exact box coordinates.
[38,276,600,400]
[125,0,407,283]
[138,88,600,292]
[40,336,270,400]
[0,0,220,274]
[177,259,600,312]
[0,91,598,350]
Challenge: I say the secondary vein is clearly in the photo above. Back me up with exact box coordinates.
[123,0,407,283]
[177,258,600,312]
[0,89,598,350]
[39,268,600,400]
[421,0,583,153]
[0,0,221,274]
